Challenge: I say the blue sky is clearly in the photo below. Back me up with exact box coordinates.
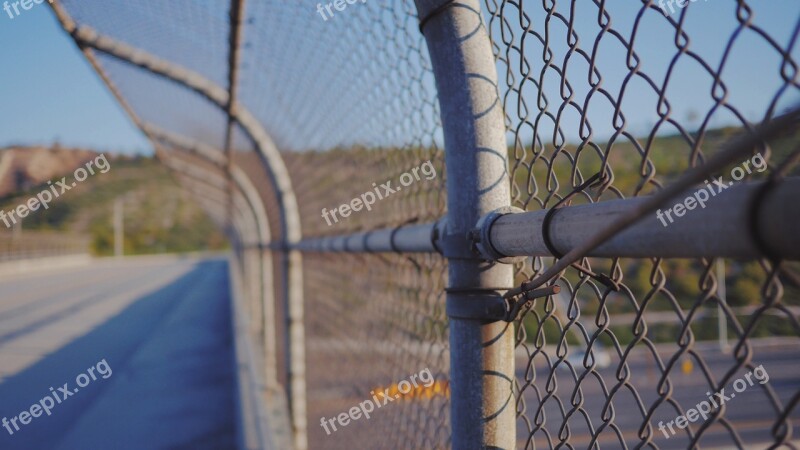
[482,0,800,145]
[0,4,150,154]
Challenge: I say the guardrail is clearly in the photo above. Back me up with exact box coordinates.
[0,232,90,263]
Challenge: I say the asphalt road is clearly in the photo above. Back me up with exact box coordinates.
[514,340,800,449]
[0,256,238,450]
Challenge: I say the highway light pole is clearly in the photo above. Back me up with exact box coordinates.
[113,197,123,258]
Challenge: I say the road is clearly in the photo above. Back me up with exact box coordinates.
[514,340,800,449]
[0,256,238,450]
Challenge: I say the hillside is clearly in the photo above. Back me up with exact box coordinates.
[0,148,227,256]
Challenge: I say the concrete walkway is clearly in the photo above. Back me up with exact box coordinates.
[0,256,238,449]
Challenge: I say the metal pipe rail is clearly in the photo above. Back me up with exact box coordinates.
[488,178,800,260]
[289,179,800,260]
[224,0,247,272]
[291,221,441,253]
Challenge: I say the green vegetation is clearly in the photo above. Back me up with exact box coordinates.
[0,155,227,256]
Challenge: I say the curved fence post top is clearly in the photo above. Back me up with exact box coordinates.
[413,1,516,448]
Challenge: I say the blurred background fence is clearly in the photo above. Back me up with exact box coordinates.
[0,232,89,262]
[43,0,800,448]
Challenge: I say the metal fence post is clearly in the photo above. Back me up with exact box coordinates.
[283,246,306,450]
[248,247,263,332]
[415,1,516,448]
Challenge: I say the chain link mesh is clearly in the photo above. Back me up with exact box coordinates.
[62,1,449,448]
[482,1,800,448]
[237,3,449,448]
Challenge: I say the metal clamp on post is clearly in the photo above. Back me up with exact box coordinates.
[446,283,560,322]
[431,218,446,255]
[445,289,509,321]
[439,219,481,260]
[469,206,526,263]
[502,284,560,322]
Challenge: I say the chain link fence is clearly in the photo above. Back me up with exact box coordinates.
[0,232,90,262]
[483,1,800,448]
[51,0,800,448]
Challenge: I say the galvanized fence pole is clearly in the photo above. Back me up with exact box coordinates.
[415,1,516,448]
[283,246,306,450]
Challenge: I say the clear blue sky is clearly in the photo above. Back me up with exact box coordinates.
[0,2,797,154]
[0,4,150,154]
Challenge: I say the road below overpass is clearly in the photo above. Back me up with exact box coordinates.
[0,256,238,450]
[515,339,800,449]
